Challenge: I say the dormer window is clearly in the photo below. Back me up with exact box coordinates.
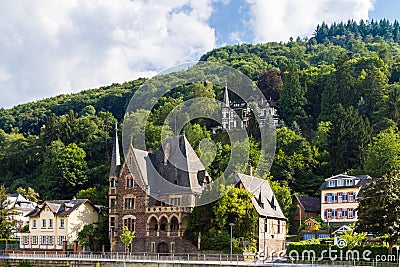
[337,179,344,186]
[328,180,336,187]
[346,179,353,186]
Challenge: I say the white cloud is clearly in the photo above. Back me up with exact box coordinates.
[246,0,376,43]
[0,0,216,108]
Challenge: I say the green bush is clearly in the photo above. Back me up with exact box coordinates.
[18,260,32,267]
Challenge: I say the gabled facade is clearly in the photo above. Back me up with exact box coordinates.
[320,174,373,226]
[291,194,320,234]
[235,172,286,256]
[19,199,99,250]
[109,129,208,253]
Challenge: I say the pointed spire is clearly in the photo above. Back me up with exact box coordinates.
[110,123,121,176]
[223,82,230,107]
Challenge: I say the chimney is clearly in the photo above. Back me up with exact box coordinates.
[248,165,253,176]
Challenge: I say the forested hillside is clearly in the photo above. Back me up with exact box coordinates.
[1,19,400,206]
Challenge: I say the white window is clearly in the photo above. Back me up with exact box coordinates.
[22,236,29,245]
[342,193,348,202]
[42,219,46,228]
[329,180,336,187]
[32,219,37,228]
[337,209,342,219]
[337,193,343,203]
[48,236,54,245]
[41,236,48,245]
[307,222,312,227]
[348,208,354,218]
[346,179,353,186]
[327,209,332,219]
[124,198,135,209]
[49,219,53,228]
[31,236,38,245]
[58,236,66,245]
[337,180,344,186]
[60,218,65,228]
[349,192,355,202]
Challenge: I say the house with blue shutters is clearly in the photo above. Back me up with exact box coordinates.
[320,174,374,227]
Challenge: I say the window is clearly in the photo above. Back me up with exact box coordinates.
[22,236,29,245]
[41,236,48,245]
[326,209,332,219]
[171,242,175,253]
[32,219,37,229]
[110,178,116,188]
[151,242,156,253]
[346,179,353,186]
[277,220,281,234]
[49,219,53,228]
[124,198,135,209]
[110,217,116,229]
[60,219,65,228]
[337,209,342,219]
[48,236,54,245]
[127,178,134,188]
[42,219,46,228]
[349,192,356,202]
[31,236,38,245]
[327,193,335,203]
[110,198,116,209]
[170,197,181,206]
[342,193,348,202]
[337,179,344,186]
[329,180,336,187]
[342,209,348,218]
[337,193,343,203]
[306,222,312,227]
[170,217,179,232]
[348,208,354,218]
[123,217,135,232]
[58,236,66,245]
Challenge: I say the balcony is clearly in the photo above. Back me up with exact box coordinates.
[145,206,192,213]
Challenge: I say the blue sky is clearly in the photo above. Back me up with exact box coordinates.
[0,0,398,108]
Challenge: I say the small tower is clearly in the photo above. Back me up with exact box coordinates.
[109,123,120,252]
[110,123,121,177]
[221,84,235,130]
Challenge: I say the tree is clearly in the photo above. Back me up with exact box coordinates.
[356,171,400,254]
[279,61,307,126]
[338,226,366,249]
[364,127,400,177]
[78,214,109,252]
[328,105,371,173]
[257,69,283,101]
[269,179,292,217]
[319,74,339,121]
[0,185,15,239]
[213,186,258,240]
[120,226,136,253]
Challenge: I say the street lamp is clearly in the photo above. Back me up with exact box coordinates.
[229,223,235,262]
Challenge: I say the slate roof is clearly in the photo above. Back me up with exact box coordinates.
[319,174,373,190]
[295,194,320,213]
[7,194,37,211]
[126,135,209,196]
[235,173,286,220]
[25,199,98,217]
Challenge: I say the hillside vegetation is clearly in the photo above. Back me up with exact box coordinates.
[1,19,400,204]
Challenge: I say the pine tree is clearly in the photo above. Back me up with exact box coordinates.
[279,61,307,127]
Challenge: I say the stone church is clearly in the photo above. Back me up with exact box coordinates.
[109,125,286,255]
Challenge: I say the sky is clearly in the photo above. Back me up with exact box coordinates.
[0,0,399,108]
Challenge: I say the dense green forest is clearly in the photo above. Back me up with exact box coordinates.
[1,19,400,208]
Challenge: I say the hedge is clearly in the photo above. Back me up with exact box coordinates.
[287,243,390,262]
